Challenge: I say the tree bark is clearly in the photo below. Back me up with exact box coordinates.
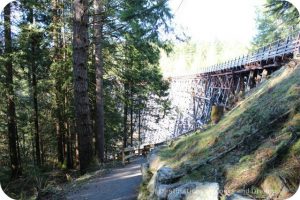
[123,83,129,148]
[66,121,73,168]
[123,104,128,148]
[94,0,105,163]
[130,103,133,146]
[73,0,93,172]
[27,7,41,167]
[4,3,22,178]
[56,121,64,164]
[32,58,41,166]
[138,108,141,155]
[51,0,65,165]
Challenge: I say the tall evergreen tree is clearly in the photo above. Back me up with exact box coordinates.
[73,0,93,171]
[252,0,300,49]
[4,3,22,178]
[94,0,105,163]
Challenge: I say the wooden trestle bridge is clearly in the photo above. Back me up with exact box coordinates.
[169,32,300,137]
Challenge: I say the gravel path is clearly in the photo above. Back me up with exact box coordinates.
[67,157,145,200]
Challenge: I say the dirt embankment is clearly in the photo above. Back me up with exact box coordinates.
[139,61,300,200]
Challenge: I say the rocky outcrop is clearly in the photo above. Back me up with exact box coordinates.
[148,148,166,173]
[141,163,151,182]
[167,182,219,200]
[157,167,182,184]
[147,172,157,197]
[156,183,182,200]
[226,193,254,200]
[147,167,182,198]
[143,149,220,200]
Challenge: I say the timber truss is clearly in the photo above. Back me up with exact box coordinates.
[169,32,300,137]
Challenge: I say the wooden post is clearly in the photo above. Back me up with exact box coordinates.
[192,89,196,130]
[122,148,125,166]
[294,33,300,58]
[246,71,255,91]
[234,76,241,95]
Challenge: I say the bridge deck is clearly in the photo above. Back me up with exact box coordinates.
[200,32,300,74]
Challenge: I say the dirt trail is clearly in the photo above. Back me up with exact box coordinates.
[67,157,145,200]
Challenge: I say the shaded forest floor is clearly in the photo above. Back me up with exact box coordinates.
[143,61,300,199]
[1,159,125,199]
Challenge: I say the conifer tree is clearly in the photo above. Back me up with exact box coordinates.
[4,3,22,178]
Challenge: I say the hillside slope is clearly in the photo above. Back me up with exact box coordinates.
[140,61,300,200]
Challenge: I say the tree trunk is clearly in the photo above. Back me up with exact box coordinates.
[70,120,78,168]
[27,7,41,167]
[123,82,130,148]
[56,121,64,164]
[66,121,73,168]
[94,0,105,163]
[73,0,93,172]
[130,104,133,146]
[4,3,22,178]
[138,108,141,155]
[51,0,65,165]
[32,46,41,167]
[123,104,128,148]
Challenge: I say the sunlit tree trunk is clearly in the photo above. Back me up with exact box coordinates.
[123,83,129,148]
[129,86,134,146]
[73,0,93,172]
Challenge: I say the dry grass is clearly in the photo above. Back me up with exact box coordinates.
[158,63,300,198]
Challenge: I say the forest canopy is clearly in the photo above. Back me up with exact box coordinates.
[0,0,299,199]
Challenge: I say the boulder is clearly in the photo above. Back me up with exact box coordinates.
[182,161,194,174]
[148,149,166,172]
[157,167,181,184]
[261,175,292,199]
[148,167,181,198]
[156,183,182,200]
[141,163,151,182]
[167,182,219,200]
[226,194,253,200]
[147,172,157,197]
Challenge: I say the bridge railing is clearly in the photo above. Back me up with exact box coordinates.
[200,32,300,74]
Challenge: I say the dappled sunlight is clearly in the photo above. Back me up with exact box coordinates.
[1,0,300,199]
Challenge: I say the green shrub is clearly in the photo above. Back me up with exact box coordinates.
[211,105,224,124]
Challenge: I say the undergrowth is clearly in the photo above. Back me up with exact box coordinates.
[158,64,300,198]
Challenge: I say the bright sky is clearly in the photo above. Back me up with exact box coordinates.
[160,0,267,76]
[168,0,264,45]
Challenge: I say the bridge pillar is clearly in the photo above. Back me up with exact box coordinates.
[261,69,268,82]
[246,70,256,90]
